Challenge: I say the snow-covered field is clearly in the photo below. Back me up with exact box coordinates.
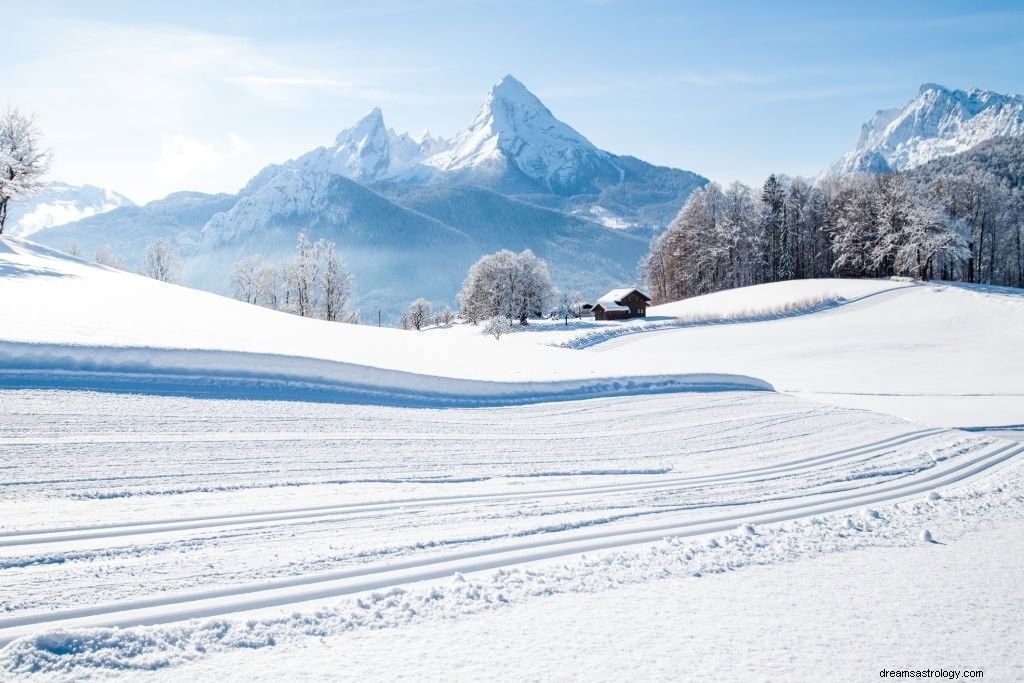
[1,238,1022,680]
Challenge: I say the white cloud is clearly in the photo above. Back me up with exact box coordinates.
[3,19,399,201]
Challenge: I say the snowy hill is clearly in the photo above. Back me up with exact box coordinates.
[831,83,1024,174]
[2,237,1023,678]
[2,181,134,237]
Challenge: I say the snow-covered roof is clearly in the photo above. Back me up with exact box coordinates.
[595,288,648,309]
[592,301,628,312]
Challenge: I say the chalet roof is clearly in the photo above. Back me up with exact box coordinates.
[592,301,628,312]
[595,288,651,309]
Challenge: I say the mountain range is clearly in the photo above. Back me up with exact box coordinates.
[830,83,1024,175]
[30,75,707,320]
[23,78,1024,320]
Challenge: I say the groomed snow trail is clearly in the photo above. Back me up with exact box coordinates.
[0,388,1018,648]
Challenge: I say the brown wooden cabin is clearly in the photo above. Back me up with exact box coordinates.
[592,288,651,321]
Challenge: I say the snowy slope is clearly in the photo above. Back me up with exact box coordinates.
[594,281,1024,427]
[1,237,1023,678]
[2,182,134,238]
[831,83,1024,174]
[0,237,762,400]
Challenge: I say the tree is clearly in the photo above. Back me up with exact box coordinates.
[257,265,282,310]
[457,249,553,325]
[242,233,355,321]
[93,244,122,269]
[319,240,353,322]
[141,238,183,283]
[437,305,455,325]
[0,107,51,235]
[230,256,262,304]
[284,232,320,317]
[400,298,433,331]
[483,315,512,340]
[556,291,574,325]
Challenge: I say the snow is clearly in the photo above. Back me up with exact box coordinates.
[1,237,1022,679]
[129,522,1024,682]
[590,280,1024,428]
[423,75,622,191]
[832,83,1024,174]
[0,238,764,401]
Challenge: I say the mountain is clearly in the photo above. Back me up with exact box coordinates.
[4,182,134,237]
[30,75,708,320]
[190,170,480,311]
[31,191,236,270]
[422,75,624,195]
[904,133,1024,190]
[832,83,1024,174]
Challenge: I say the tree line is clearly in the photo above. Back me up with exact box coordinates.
[642,156,1024,302]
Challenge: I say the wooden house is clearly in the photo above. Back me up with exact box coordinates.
[591,288,651,321]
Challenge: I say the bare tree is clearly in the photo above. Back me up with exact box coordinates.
[230,256,262,304]
[93,244,123,269]
[284,232,320,317]
[141,238,183,283]
[400,298,433,330]
[0,107,51,235]
[320,240,353,322]
[483,315,511,340]
[257,265,282,310]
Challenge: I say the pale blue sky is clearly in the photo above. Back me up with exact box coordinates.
[6,0,1024,202]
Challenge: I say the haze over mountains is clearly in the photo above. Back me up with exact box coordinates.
[22,78,1024,319]
[30,76,707,319]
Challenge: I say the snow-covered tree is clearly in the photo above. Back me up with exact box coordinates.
[0,107,51,235]
[458,249,553,325]
[400,298,433,331]
[140,238,183,283]
[556,291,574,325]
[93,244,122,269]
[437,305,455,325]
[482,315,512,340]
[230,256,262,304]
[283,232,320,317]
[319,240,353,322]
[257,265,282,310]
[64,240,82,257]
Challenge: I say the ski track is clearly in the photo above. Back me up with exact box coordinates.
[0,388,1019,649]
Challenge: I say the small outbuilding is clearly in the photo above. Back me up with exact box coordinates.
[591,288,651,321]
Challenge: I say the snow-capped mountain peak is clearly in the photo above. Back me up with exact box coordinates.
[832,83,1024,174]
[325,107,391,181]
[284,107,449,183]
[424,74,622,193]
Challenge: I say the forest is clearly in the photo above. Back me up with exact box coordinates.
[641,135,1024,302]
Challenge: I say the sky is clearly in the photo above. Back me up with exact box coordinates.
[5,0,1024,204]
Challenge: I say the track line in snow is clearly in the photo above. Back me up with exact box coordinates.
[0,428,947,548]
[0,439,1016,646]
